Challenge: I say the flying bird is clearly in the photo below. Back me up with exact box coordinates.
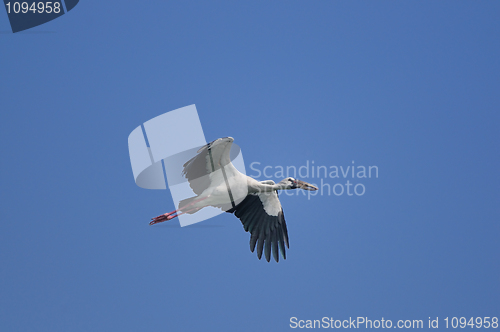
[150,137,318,262]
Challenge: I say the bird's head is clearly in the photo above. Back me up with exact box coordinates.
[281,177,318,191]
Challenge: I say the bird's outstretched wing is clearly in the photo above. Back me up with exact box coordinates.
[227,191,290,262]
[182,137,234,195]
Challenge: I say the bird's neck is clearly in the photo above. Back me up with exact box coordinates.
[268,181,292,191]
[252,182,289,193]
[275,182,291,190]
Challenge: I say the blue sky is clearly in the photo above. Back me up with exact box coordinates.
[1,1,499,331]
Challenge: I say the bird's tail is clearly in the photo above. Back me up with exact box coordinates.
[178,196,203,214]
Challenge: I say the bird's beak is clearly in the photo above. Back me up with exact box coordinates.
[296,180,318,191]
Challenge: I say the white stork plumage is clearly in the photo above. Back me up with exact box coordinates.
[150,137,318,262]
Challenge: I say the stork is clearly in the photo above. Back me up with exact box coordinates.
[150,137,318,262]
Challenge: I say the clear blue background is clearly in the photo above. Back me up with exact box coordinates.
[1,1,498,331]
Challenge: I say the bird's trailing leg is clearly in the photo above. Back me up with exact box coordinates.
[149,206,203,225]
[149,210,177,225]
[149,196,209,225]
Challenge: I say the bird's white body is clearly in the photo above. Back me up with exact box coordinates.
[190,169,250,211]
